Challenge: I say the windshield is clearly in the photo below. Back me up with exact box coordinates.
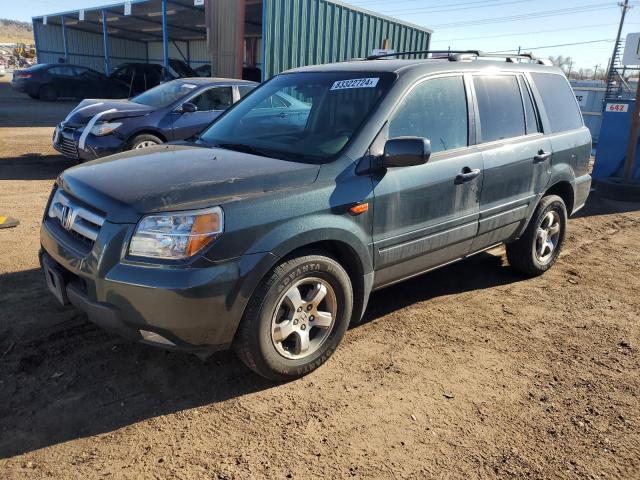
[199,71,394,163]
[130,80,199,107]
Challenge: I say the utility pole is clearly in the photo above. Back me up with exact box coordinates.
[593,64,600,80]
[567,60,573,79]
[606,0,631,90]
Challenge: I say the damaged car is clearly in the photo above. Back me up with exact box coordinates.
[53,77,256,162]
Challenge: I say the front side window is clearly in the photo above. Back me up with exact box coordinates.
[530,72,583,133]
[110,65,131,81]
[130,80,201,108]
[78,68,102,80]
[199,72,394,163]
[474,75,526,142]
[191,87,233,111]
[389,75,468,154]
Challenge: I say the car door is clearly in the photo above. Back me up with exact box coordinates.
[74,67,109,98]
[48,65,78,98]
[171,86,234,140]
[110,65,134,96]
[469,73,552,253]
[371,74,483,288]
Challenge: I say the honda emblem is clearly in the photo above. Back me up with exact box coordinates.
[61,205,74,231]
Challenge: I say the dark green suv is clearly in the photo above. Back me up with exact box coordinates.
[40,51,591,380]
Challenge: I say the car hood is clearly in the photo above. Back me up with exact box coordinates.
[63,99,155,127]
[57,144,321,223]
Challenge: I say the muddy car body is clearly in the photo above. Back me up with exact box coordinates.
[40,52,591,380]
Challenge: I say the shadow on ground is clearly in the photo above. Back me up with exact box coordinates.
[0,154,75,180]
[0,249,522,459]
[0,82,76,128]
[574,191,640,218]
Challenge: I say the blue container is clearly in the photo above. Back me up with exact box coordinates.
[592,98,640,180]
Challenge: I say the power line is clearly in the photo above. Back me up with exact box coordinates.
[489,39,615,52]
[355,0,536,16]
[431,22,640,43]
[350,0,514,8]
[429,3,635,29]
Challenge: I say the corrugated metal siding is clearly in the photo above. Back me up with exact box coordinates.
[262,0,431,79]
[148,41,189,63]
[187,40,210,67]
[207,0,245,78]
[34,21,146,72]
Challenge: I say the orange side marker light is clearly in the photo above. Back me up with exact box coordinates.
[349,203,369,215]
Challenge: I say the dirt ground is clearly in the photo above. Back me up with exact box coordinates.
[0,75,639,479]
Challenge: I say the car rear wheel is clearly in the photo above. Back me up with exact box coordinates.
[28,92,39,100]
[234,252,353,381]
[129,134,162,150]
[506,195,567,276]
[39,85,58,102]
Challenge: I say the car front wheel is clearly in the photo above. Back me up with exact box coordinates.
[129,134,162,150]
[506,194,567,276]
[234,252,353,381]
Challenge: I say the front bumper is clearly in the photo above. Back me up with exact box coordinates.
[53,124,125,162]
[40,213,274,352]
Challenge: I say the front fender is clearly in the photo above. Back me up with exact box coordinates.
[245,214,374,275]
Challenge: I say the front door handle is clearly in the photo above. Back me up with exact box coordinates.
[534,150,552,163]
[455,167,481,184]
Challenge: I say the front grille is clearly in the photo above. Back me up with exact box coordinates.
[48,189,105,246]
[53,126,79,159]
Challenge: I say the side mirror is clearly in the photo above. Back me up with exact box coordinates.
[382,137,431,168]
[180,102,198,113]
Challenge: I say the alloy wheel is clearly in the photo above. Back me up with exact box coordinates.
[270,277,337,360]
[535,211,561,263]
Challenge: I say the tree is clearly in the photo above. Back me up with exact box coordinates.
[548,55,574,74]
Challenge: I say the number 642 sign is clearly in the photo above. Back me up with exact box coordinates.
[606,103,629,113]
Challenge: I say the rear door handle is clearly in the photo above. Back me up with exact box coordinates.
[534,150,552,163]
[455,167,481,184]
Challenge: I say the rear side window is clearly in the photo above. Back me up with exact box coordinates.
[238,85,255,98]
[530,73,583,133]
[474,75,525,142]
[389,75,468,154]
[49,66,76,77]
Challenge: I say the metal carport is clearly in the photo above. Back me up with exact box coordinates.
[32,0,432,80]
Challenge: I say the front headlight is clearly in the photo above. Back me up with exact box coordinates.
[129,207,224,259]
[90,121,122,136]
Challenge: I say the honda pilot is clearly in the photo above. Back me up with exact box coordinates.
[40,51,591,380]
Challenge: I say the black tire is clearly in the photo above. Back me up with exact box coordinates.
[39,84,58,102]
[28,92,39,100]
[234,253,353,381]
[128,134,162,150]
[506,194,567,276]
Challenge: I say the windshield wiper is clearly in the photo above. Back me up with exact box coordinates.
[217,143,275,158]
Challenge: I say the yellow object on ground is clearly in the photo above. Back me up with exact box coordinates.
[0,215,19,228]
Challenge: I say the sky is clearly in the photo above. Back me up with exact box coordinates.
[2,0,639,71]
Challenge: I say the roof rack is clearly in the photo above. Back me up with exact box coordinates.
[365,50,552,66]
